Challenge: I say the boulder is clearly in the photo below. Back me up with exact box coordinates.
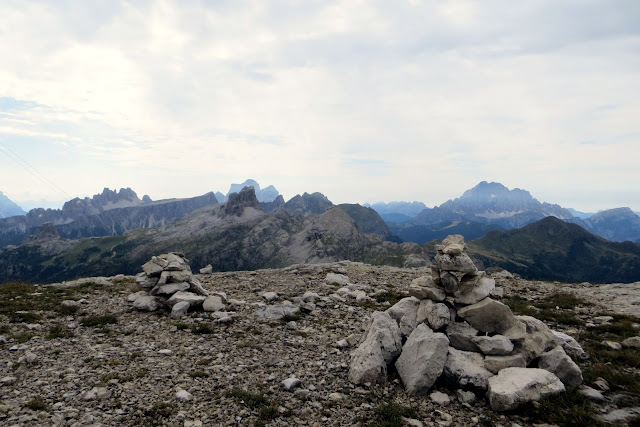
[203,295,226,312]
[442,234,466,248]
[409,276,445,302]
[325,273,350,286]
[362,311,403,363]
[254,304,300,321]
[167,291,207,308]
[132,295,163,311]
[538,346,583,387]
[152,281,190,296]
[446,322,480,352]
[349,337,387,384]
[552,330,586,359]
[487,368,565,411]
[395,324,449,395]
[417,300,451,331]
[443,348,494,392]
[455,277,495,306]
[440,271,460,294]
[471,335,514,356]
[484,354,526,374]
[513,316,563,363]
[171,301,190,318]
[622,336,640,349]
[386,297,421,337]
[142,258,166,277]
[199,264,213,274]
[458,298,526,340]
[434,252,477,274]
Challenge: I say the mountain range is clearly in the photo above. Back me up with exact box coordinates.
[215,179,280,203]
[0,191,26,218]
[0,187,425,283]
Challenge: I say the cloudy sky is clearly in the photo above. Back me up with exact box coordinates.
[1,0,639,212]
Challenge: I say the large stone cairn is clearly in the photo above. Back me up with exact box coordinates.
[349,235,585,411]
[129,252,214,318]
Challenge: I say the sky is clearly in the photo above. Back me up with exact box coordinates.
[1,0,639,212]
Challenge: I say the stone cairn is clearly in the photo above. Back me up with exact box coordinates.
[349,235,585,411]
[128,253,228,319]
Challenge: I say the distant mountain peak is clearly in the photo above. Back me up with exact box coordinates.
[0,190,27,218]
[460,181,534,203]
[226,179,280,203]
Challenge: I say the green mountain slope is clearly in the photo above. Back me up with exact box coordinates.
[467,216,640,283]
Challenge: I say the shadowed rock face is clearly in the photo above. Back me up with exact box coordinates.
[222,187,260,216]
[0,191,26,218]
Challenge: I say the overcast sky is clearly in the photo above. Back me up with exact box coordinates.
[1,0,639,212]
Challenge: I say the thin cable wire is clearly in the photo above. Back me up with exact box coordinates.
[0,142,71,199]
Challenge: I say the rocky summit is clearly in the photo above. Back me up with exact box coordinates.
[0,237,639,426]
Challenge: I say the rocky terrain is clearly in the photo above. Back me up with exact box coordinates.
[1,253,639,426]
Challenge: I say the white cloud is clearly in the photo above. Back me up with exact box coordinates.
[0,0,639,211]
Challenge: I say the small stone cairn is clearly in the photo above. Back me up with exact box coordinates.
[128,253,227,319]
[349,235,585,411]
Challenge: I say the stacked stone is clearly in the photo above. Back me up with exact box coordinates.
[129,252,215,318]
[349,234,585,412]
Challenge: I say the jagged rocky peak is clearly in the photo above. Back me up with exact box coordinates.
[222,186,261,216]
[284,192,333,216]
[0,190,26,218]
[460,181,534,204]
[226,179,280,203]
[24,222,60,243]
[61,187,142,216]
[589,207,638,223]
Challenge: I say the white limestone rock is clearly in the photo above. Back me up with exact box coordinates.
[552,330,586,359]
[409,276,446,302]
[167,291,207,308]
[395,324,449,395]
[513,315,563,363]
[455,276,495,306]
[132,295,163,312]
[386,297,421,337]
[487,368,565,411]
[458,298,526,340]
[325,273,350,286]
[254,304,300,321]
[170,301,190,318]
[262,292,279,302]
[484,354,527,374]
[434,252,478,274]
[430,391,451,406]
[203,295,226,312]
[348,337,387,385]
[152,281,190,296]
[443,348,494,392]
[538,346,583,387]
[471,335,514,355]
[362,311,403,363]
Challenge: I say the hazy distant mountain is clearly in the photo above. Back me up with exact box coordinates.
[0,187,426,283]
[0,191,26,218]
[412,181,573,229]
[467,216,640,284]
[336,204,399,242]
[568,207,640,243]
[225,179,280,203]
[567,208,594,219]
[392,221,503,244]
[365,201,428,219]
[0,188,218,247]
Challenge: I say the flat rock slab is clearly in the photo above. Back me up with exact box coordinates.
[443,348,494,392]
[539,346,583,387]
[488,367,565,411]
[167,291,207,308]
[471,335,513,355]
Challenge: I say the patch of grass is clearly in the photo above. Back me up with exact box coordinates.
[55,304,79,316]
[257,405,279,423]
[281,313,302,322]
[189,370,209,378]
[190,323,215,334]
[374,289,406,306]
[144,402,175,419]
[47,323,73,340]
[0,324,10,334]
[225,388,270,408]
[81,314,118,327]
[175,323,189,330]
[516,387,600,426]
[135,369,149,379]
[11,332,35,343]
[25,397,47,411]
[238,340,257,348]
[504,294,585,326]
[367,401,419,427]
